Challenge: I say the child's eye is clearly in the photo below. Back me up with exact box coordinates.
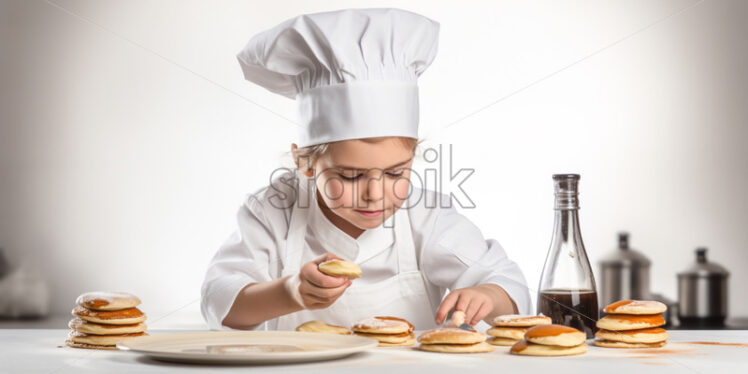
[339,173,362,181]
[385,172,404,178]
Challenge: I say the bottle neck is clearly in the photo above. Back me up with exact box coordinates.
[552,208,583,246]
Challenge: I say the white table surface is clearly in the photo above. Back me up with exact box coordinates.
[2,329,746,373]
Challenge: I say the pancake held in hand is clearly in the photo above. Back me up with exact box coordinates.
[491,314,552,327]
[295,320,351,335]
[510,339,588,356]
[68,317,147,335]
[596,314,666,331]
[594,340,667,348]
[68,330,147,346]
[595,327,669,344]
[317,259,362,279]
[75,291,141,311]
[603,300,667,315]
[524,324,586,347]
[72,305,146,325]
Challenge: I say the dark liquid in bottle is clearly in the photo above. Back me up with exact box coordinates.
[537,289,598,338]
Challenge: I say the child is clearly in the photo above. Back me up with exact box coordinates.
[201,8,530,331]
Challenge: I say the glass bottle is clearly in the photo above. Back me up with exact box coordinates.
[537,174,598,338]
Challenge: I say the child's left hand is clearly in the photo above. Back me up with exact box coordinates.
[435,285,495,326]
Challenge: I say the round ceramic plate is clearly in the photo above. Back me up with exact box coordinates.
[117,331,378,364]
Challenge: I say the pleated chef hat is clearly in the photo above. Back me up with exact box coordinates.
[236,8,440,147]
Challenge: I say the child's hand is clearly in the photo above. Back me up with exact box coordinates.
[435,286,495,326]
[298,253,352,309]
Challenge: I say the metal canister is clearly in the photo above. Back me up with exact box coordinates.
[677,247,729,327]
[599,233,651,308]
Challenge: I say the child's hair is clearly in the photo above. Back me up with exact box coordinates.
[292,137,422,175]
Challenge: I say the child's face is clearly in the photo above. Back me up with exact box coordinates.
[314,138,414,231]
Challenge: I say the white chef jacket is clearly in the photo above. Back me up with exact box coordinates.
[200,170,531,330]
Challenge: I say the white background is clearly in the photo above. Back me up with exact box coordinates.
[1,0,746,328]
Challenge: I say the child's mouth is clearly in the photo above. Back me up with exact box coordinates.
[354,209,384,217]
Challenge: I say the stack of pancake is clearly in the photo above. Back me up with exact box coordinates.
[486,314,552,346]
[510,324,588,356]
[296,320,352,335]
[418,327,494,353]
[65,292,147,350]
[352,316,415,347]
[595,300,669,348]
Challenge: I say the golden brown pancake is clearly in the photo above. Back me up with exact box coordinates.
[486,326,528,340]
[594,339,667,348]
[417,328,485,345]
[295,320,351,335]
[603,300,667,315]
[524,324,586,347]
[64,339,117,350]
[510,339,588,356]
[595,327,669,344]
[352,316,412,334]
[68,317,147,335]
[596,314,666,331]
[72,305,146,325]
[419,341,495,353]
[75,291,141,311]
[355,331,415,344]
[317,259,362,279]
[491,314,552,327]
[68,330,147,346]
[487,336,519,346]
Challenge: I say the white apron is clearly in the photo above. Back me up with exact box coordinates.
[275,179,436,330]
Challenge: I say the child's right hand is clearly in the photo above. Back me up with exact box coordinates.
[298,253,352,309]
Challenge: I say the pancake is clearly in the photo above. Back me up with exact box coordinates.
[492,314,552,327]
[295,320,351,335]
[524,324,586,347]
[378,335,416,347]
[594,339,667,349]
[510,340,588,356]
[603,300,667,315]
[68,330,147,346]
[417,328,485,345]
[419,341,495,353]
[487,336,519,346]
[72,305,146,325]
[64,339,117,350]
[596,314,666,331]
[318,259,362,279]
[68,317,147,335]
[355,331,414,344]
[352,316,412,334]
[595,328,669,344]
[486,326,528,340]
[75,291,141,311]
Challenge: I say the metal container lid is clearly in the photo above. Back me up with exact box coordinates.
[677,247,729,278]
[600,232,651,267]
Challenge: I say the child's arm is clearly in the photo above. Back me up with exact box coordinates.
[222,253,351,329]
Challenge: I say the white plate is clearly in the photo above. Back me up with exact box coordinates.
[117,331,378,364]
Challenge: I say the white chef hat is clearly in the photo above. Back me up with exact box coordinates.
[236,8,440,147]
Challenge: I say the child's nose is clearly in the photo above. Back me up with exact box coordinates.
[365,176,384,202]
